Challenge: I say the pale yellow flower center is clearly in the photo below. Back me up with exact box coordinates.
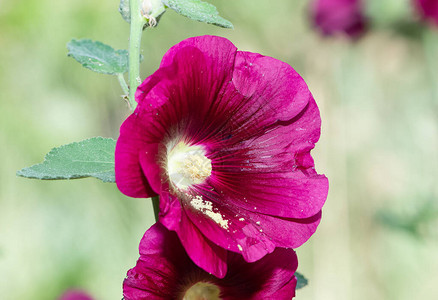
[183,282,221,300]
[167,142,212,190]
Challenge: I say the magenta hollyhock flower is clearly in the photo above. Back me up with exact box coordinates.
[414,0,438,26]
[123,223,298,300]
[310,0,367,37]
[58,289,93,300]
[115,35,328,277]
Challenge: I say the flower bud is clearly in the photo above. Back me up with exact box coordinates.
[141,0,166,27]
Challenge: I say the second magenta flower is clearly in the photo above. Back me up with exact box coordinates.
[310,0,367,37]
[123,223,298,299]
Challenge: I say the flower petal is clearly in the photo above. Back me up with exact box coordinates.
[123,224,186,300]
[157,190,182,229]
[208,98,328,219]
[115,114,157,198]
[181,189,276,262]
[220,248,298,299]
[232,51,311,122]
[135,35,237,108]
[243,210,323,249]
[175,208,228,278]
[160,35,238,69]
[139,143,163,193]
[124,223,298,299]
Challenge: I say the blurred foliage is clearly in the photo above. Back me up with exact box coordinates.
[1,0,437,299]
[377,198,438,239]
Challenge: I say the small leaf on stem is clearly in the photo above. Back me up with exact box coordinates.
[295,272,308,289]
[162,0,233,28]
[67,39,129,75]
[119,0,131,23]
[17,137,116,183]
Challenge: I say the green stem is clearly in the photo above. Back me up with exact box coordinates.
[128,0,146,111]
[152,196,160,221]
[117,73,129,96]
[128,1,161,221]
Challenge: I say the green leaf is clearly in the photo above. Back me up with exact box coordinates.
[17,137,116,183]
[67,39,129,75]
[162,0,233,28]
[295,272,308,290]
[119,0,131,23]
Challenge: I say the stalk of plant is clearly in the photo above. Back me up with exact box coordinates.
[128,0,145,111]
[127,0,165,219]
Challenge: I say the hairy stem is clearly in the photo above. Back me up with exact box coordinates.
[152,196,160,221]
[117,73,129,96]
[128,0,146,111]
[128,1,161,220]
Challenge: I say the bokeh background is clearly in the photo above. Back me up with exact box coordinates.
[1,0,437,299]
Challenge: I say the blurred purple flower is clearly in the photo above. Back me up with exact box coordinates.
[58,289,93,300]
[115,35,328,278]
[310,0,367,37]
[414,0,438,26]
[123,223,298,300]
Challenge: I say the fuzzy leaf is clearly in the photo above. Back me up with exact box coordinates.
[67,39,129,75]
[162,0,233,28]
[17,137,116,183]
[119,0,131,23]
[295,272,308,289]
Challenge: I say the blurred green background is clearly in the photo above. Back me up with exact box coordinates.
[1,0,437,299]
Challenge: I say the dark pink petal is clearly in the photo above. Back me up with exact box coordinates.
[123,224,184,300]
[135,35,237,109]
[174,208,228,278]
[124,223,298,299]
[208,97,328,219]
[115,115,157,198]
[221,248,298,299]
[311,0,367,38]
[123,259,176,300]
[181,188,321,253]
[216,171,328,219]
[181,189,276,262]
[156,190,182,230]
[139,143,163,193]
[232,51,311,122]
[242,211,323,249]
[159,35,238,70]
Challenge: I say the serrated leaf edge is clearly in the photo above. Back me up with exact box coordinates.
[162,0,233,29]
[67,39,129,75]
[16,137,116,183]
